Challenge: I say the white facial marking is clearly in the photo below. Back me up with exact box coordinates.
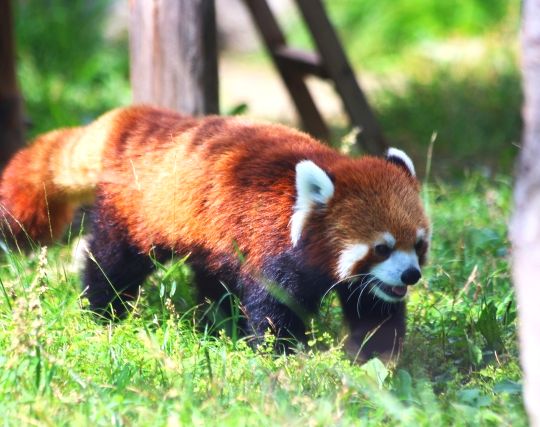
[380,232,396,247]
[290,210,308,248]
[387,147,416,176]
[290,160,334,246]
[416,228,426,242]
[336,243,370,281]
[370,250,420,286]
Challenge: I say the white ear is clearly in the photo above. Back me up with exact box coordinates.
[295,160,334,207]
[291,160,334,246]
[386,147,416,177]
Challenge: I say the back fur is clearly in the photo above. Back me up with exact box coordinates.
[0,106,430,360]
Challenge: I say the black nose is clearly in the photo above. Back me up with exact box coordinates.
[401,268,421,285]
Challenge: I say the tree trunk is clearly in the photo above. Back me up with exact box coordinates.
[129,0,219,115]
[510,0,540,425]
[0,0,24,170]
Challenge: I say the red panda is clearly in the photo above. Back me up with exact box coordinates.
[0,105,430,360]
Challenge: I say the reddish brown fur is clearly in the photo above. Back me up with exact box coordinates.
[0,128,83,244]
[0,108,119,245]
[0,106,430,357]
[0,106,428,280]
[97,107,338,273]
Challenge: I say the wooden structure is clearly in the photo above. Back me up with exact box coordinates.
[129,0,219,115]
[0,0,24,169]
[129,0,386,154]
[1,0,386,162]
[243,0,387,154]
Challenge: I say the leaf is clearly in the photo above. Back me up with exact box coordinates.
[457,388,492,408]
[393,369,413,402]
[476,302,505,353]
[471,228,500,248]
[225,103,248,116]
[465,337,483,366]
[170,280,177,298]
[501,299,517,326]
[458,388,480,403]
[361,358,389,389]
[493,379,522,395]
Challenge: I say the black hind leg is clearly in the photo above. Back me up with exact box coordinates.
[83,210,155,319]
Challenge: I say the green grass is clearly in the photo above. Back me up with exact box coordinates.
[15,0,130,137]
[7,2,525,424]
[373,57,521,178]
[286,0,519,70]
[14,0,521,178]
[284,0,522,178]
[0,176,525,426]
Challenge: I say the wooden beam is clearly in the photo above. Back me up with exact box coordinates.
[129,0,219,115]
[273,47,328,79]
[295,0,387,154]
[243,0,329,141]
[0,0,24,170]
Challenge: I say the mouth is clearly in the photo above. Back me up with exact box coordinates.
[379,282,407,297]
[362,275,408,301]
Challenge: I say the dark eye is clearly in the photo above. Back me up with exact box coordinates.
[374,244,392,258]
[415,240,426,253]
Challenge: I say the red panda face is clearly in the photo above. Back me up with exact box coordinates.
[291,148,430,303]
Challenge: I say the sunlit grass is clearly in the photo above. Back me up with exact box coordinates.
[6,1,526,424]
[0,176,525,425]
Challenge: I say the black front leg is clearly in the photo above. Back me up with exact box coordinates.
[337,286,405,362]
[240,274,308,352]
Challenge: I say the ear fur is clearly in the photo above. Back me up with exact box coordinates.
[295,160,334,207]
[386,147,416,177]
[291,160,334,246]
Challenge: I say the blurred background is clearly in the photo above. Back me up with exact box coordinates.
[14,0,521,178]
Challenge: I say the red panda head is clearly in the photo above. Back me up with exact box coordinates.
[291,148,430,302]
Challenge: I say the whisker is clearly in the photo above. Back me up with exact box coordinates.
[347,275,373,303]
[320,272,372,305]
[380,300,389,315]
[347,273,372,289]
[368,280,384,309]
[356,275,378,317]
[346,283,362,303]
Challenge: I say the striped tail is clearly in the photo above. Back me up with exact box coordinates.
[0,109,119,248]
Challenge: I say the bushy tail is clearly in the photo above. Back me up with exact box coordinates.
[0,110,118,248]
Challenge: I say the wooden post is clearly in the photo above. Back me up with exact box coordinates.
[0,0,24,169]
[243,0,329,141]
[295,0,387,154]
[129,0,219,115]
[510,0,540,425]
[243,0,386,153]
